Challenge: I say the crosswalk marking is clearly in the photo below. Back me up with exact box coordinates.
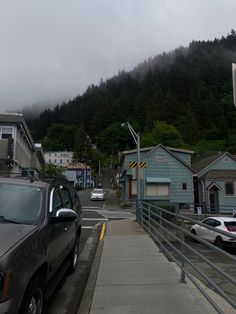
[82,206,99,209]
[82,218,108,221]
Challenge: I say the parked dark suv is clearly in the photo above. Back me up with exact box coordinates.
[0,176,82,314]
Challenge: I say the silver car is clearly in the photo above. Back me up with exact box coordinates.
[190,216,236,248]
[90,188,105,201]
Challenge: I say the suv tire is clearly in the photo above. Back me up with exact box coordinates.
[20,276,44,314]
[68,234,80,274]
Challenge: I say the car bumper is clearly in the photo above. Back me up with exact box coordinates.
[224,240,236,247]
[91,197,104,200]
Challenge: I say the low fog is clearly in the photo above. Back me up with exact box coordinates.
[0,0,235,114]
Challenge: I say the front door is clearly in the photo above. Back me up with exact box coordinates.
[209,187,219,213]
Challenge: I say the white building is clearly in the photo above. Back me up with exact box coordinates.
[44,151,74,166]
[0,113,46,174]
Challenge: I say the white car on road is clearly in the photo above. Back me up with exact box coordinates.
[90,188,105,201]
[190,216,236,248]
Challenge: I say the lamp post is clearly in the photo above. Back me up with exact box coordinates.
[121,122,141,222]
[232,63,236,106]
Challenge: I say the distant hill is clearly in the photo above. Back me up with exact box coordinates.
[28,30,236,153]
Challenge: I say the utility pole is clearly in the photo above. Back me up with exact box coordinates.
[121,122,141,223]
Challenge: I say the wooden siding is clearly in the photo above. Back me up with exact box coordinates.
[143,146,193,203]
[199,155,236,176]
[172,151,191,165]
[205,179,236,213]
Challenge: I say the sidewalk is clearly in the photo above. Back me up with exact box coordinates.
[79,219,222,314]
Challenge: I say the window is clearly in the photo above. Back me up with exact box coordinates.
[146,183,169,196]
[223,157,230,162]
[156,154,165,162]
[54,159,57,163]
[0,126,13,139]
[182,183,187,191]
[225,182,235,196]
[0,184,42,223]
[68,185,80,210]
[203,218,221,227]
[52,190,63,213]
[60,188,72,209]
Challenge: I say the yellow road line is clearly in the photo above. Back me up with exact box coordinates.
[99,223,106,240]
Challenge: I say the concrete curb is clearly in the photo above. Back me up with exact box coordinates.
[77,234,104,313]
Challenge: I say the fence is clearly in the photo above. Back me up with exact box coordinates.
[140,201,236,314]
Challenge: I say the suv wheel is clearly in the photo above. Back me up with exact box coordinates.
[20,276,44,314]
[68,234,80,274]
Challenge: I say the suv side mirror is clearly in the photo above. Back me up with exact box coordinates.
[50,208,77,223]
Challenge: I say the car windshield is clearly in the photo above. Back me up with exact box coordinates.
[93,189,103,193]
[0,183,43,224]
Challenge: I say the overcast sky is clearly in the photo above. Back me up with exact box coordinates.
[0,0,235,111]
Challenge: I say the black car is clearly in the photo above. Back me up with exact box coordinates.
[0,176,82,314]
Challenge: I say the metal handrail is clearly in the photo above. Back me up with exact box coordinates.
[140,201,236,313]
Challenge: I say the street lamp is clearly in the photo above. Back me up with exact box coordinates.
[232,63,236,106]
[121,122,141,222]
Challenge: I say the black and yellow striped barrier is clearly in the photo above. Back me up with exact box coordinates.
[129,161,138,168]
[128,161,147,168]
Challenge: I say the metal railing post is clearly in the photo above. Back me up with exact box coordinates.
[180,218,186,283]
[159,209,163,253]
[148,203,151,236]
[140,203,143,226]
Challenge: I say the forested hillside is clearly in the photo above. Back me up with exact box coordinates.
[28,30,236,162]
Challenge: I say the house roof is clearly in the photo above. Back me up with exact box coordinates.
[205,170,236,180]
[144,144,195,172]
[192,153,226,172]
[120,144,195,179]
[121,146,194,155]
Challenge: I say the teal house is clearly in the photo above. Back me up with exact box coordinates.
[120,144,195,210]
[192,152,236,214]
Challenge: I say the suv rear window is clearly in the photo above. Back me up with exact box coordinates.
[0,183,43,224]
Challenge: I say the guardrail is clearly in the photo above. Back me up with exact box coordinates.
[140,201,236,314]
